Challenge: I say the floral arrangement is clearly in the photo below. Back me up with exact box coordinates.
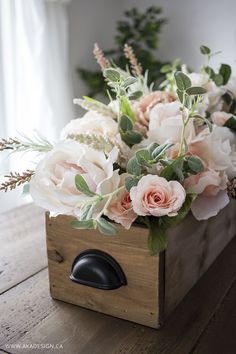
[1,44,236,254]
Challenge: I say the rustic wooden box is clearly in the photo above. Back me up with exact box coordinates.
[46,201,236,328]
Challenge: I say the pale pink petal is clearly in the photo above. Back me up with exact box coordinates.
[191,190,229,220]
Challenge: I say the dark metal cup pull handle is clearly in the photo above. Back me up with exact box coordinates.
[70,249,127,290]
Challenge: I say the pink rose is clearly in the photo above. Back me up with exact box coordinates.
[184,169,229,220]
[133,91,176,128]
[130,175,186,217]
[105,174,137,229]
[211,111,233,127]
[106,192,137,230]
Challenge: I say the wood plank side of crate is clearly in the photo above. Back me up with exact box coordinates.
[46,214,164,328]
[164,201,236,317]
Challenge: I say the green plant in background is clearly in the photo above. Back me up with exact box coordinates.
[78,6,168,97]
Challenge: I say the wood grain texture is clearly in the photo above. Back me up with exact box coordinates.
[165,201,236,316]
[0,204,46,294]
[2,234,236,354]
[0,269,57,347]
[46,202,236,328]
[192,279,236,354]
[46,215,162,328]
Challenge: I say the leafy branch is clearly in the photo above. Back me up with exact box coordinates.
[71,174,125,236]
[0,132,53,153]
[77,6,167,96]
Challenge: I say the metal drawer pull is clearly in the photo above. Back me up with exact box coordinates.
[70,249,127,290]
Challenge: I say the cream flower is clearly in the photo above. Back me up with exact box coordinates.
[105,174,137,229]
[184,169,229,220]
[148,101,196,145]
[30,140,120,217]
[188,72,225,113]
[189,126,236,179]
[61,111,118,139]
[133,91,176,128]
[130,175,186,217]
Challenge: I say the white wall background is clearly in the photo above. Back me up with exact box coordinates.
[68,0,236,106]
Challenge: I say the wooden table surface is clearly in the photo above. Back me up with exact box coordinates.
[0,204,236,354]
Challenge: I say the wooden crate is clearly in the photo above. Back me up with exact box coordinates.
[46,201,236,328]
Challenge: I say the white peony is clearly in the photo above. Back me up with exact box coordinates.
[61,111,119,139]
[30,140,120,217]
[148,101,196,145]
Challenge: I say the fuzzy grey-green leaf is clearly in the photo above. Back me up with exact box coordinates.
[75,175,96,197]
[97,218,118,235]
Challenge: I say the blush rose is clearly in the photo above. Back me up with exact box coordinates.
[130,175,186,217]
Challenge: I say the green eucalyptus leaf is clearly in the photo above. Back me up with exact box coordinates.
[22,183,30,195]
[125,176,139,192]
[80,204,94,221]
[219,64,231,85]
[121,130,142,147]
[128,91,143,100]
[213,73,223,86]
[160,157,184,182]
[177,89,184,103]
[136,149,151,166]
[184,95,192,109]
[127,156,142,175]
[97,218,118,235]
[147,142,159,155]
[174,71,191,91]
[224,116,236,132]
[204,66,215,78]
[123,76,137,88]
[119,115,133,132]
[187,156,204,173]
[152,143,173,160]
[160,64,172,73]
[75,175,96,197]
[186,86,207,95]
[71,219,96,230]
[103,68,121,82]
[200,45,211,55]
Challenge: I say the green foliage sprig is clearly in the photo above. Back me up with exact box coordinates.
[78,6,167,97]
[200,45,231,86]
[0,132,53,153]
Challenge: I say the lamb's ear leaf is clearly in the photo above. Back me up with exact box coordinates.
[75,175,96,197]
[125,176,139,192]
[97,218,118,235]
[174,71,191,91]
[71,219,96,230]
[103,68,121,82]
[127,156,142,176]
